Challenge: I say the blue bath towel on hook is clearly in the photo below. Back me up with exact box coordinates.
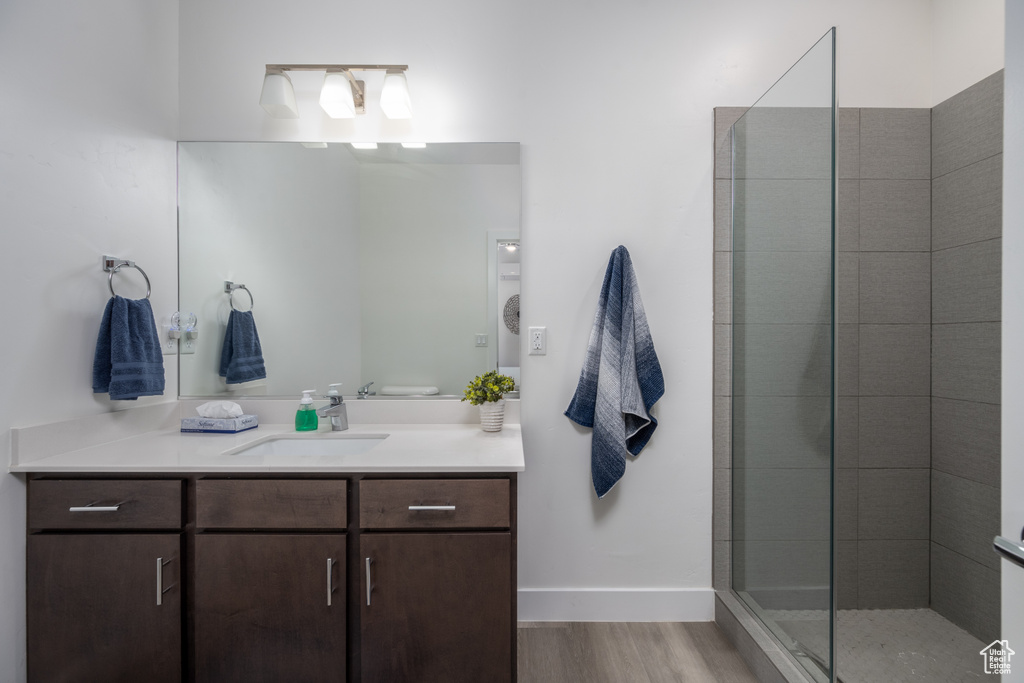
[219,310,267,384]
[92,296,165,400]
[565,246,664,498]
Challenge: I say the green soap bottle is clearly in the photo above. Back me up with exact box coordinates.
[295,389,319,431]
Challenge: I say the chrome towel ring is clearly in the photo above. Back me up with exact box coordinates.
[102,255,151,299]
[224,281,254,312]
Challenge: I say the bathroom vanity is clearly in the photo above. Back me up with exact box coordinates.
[16,420,523,683]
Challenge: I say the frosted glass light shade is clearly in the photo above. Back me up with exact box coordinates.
[319,72,356,118]
[260,72,299,118]
[380,70,413,119]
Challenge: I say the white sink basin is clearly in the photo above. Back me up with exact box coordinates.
[226,434,388,457]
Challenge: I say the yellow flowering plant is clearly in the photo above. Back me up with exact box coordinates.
[461,370,516,405]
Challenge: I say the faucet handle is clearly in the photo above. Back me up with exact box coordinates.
[358,381,374,394]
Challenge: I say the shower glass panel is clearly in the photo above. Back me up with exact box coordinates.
[730,28,836,682]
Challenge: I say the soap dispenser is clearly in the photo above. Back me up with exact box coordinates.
[295,389,318,431]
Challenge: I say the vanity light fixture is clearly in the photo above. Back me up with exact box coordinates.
[499,241,519,252]
[401,142,427,149]
[260,64,412,120]
[350,142,378,150]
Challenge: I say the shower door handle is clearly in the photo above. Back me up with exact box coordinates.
[994,536,1024,569]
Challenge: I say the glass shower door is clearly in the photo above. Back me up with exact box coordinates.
[729,28,836,682]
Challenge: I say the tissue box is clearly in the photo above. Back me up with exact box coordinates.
[181,414,259,434]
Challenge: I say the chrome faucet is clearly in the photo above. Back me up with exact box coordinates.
[316,383,349,431]
[357,381,375,398]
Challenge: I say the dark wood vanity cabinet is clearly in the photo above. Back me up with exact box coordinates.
[26,473,517,683]
[27,480,184,683]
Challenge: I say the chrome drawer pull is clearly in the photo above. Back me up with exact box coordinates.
[327,558,334,607]
[408,505,456,511]
[157,557,163,605]
[69,505,121,512]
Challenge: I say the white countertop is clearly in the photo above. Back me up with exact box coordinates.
[10,423,524,474]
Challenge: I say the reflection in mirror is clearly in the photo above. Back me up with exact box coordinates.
[177,142,521,399]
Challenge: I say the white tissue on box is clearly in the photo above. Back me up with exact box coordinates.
[196,401,243,418]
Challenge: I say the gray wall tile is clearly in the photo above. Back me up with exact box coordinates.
[858,469,930,540]
[733,179,832,252]
[714,540,731,591]
[932,322,1001,404]
[859,324,930,396]
[860,109,931,179]
[838,179,860,252]
[714,251,732,323]
[838,252,859,324]
[838,108,859,179]
[836,396,859,468]
[931,542,1001,643]
[733,252,831,325]
[836,468,858,540]
[714,467,731,541]
[839,323,859,397]
[932,397,1000,487]
[860,179,931,251]
[932,470,1001,571]
[733,107,832,180]
[858,396,930,468]
[732,539,830,597]
[715,107,746,179]
[932,154,1003,250]
[932,70,1003,178]
[732,396,831,469]
[714,395,731,470]
[859,252,931,324]
[932,238,1002,324]
[733,468,830,541]
[733,324,831,398]
[715,178,732,251]
[858,540,929,609]
[714,323,731,397]
[837,540,858,610]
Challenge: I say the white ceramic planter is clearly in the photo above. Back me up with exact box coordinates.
[478,399,506,432]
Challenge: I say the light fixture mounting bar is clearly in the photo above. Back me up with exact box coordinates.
[265,64,408,73]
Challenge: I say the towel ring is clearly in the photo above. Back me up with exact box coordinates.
[225,282,254,312]
[107,261,151,299]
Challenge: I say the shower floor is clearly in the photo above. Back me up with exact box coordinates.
[766,608,992,682]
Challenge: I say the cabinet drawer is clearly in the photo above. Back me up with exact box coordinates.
[196,480,347,529]
[29,480,183,530]
[359,479,509,529]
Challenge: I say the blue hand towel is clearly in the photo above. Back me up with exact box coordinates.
[565,246,665,498]
[219,309,267,384]
[92,296,166,401]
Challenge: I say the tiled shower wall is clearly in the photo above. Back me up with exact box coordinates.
[929,71,1002,643]
[713,70,1003,642]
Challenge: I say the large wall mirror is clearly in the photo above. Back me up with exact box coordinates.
[177,142,521,399]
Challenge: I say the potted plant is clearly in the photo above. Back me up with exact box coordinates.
[462,370,516,431]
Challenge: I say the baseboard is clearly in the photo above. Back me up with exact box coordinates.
[517,588,715,622]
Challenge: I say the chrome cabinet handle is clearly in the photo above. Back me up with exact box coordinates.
[327,559,334,607]
[366,557,372,606]
[994,536,1024,569]
[157,557,163,605]
[408,505,456,511]
[69,505,120,512]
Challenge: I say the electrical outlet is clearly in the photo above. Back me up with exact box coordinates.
[528,326,546,355]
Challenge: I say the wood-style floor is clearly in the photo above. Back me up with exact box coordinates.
[518,622,759,683]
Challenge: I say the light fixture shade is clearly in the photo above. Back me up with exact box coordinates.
[260,72,299,118]
[380,70,413,119]
[319,72,356,118]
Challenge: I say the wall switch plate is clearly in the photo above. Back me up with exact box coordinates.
[475,333,488,347]
[528,326,546,355]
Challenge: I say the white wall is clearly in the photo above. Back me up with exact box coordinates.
[1003,3,1024,679]
[0,1,179,680]
[932,0,1005,105]
[179,0,939,620]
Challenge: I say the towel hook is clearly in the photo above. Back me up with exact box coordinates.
[224,281,254,312]
[102,255,151,299]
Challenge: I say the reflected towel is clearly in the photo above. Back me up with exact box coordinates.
[565,246,664,498]
[92,296,165,400]
[219,310,267,384]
